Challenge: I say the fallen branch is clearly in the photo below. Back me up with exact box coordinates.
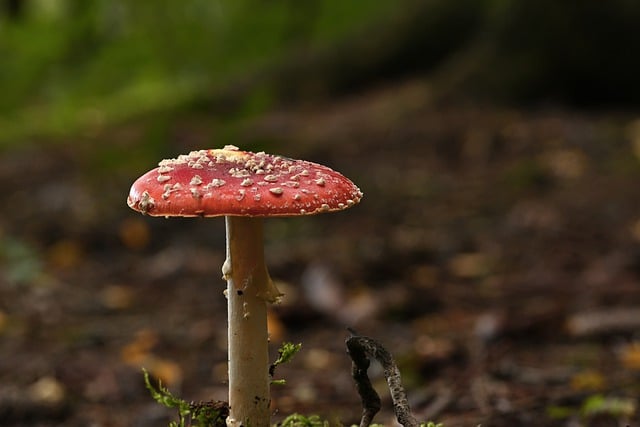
[566,307,640,337]
[346,329,418,427]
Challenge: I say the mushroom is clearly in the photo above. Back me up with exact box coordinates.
[127,145,362,427]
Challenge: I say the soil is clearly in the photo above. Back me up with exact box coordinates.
[2,80,640,426]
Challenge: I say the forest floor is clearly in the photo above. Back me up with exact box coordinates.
[2,79,640,426]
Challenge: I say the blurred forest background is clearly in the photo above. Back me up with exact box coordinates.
[3,0,640,426]
[2,0,638,145]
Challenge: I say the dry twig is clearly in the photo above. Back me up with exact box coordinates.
[346,329,418,427]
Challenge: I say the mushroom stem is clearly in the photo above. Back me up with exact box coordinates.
[224,216,281,427]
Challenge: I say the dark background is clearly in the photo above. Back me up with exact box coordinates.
[2,1,640,425]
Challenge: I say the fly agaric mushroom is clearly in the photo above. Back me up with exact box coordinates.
[127,145,362,427]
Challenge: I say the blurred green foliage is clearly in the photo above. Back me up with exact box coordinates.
[0,0,397,146]
[0,233,43,286]
[1,0,639,149]
[547,394,636,424]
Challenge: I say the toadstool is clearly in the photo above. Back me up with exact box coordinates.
[127,145,362,427]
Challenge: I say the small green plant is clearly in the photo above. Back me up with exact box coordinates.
[277,417,442,427]
[581,394,636,418]
[143,340,443,427]
[279,413,329,427]
[270,342,302,385]
[143,369,228,427]
[350,423,441,427]
[547,393,636,424]
[143,342,302,426]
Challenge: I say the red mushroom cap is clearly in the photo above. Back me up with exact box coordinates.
[127,146,363,217]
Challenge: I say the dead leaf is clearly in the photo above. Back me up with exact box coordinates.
[620,342,640,370]
[100,284,135,310]
[448,252,492,279]
[570,370,605,391]
[118,217,150,250]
